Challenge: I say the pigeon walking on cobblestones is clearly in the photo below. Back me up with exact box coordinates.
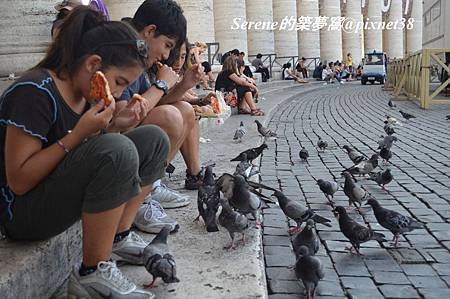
[219,198,249,250]
[233,121,246,143]
[369,169,393,191]
[294,246,324,299]
[385,115,401,126]
[333,206,386,255]
[255,119,277,139]
[143,227,179,288]
[366,198,423,247]
[383,121,396,135]
[299,147,309,163]
[292,219,320,257]
[343,145,365,164]
[234,154,260,178]
[379,147,393,163]
[446,115,450,120]
[388,99,396,108]
[316,179,338,202]
[342,154,379,176]
[343,172,369,208]
[317,137,328,152]
[195,166,220,232]
[399,110,416,120]
[378,135,398,150]
[272,190,332,234]
[230,143,268,163]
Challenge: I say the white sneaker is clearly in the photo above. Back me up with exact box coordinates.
[151,184,190,209]
[134,200,179,234]
[68,261,154,299]
[111,231,147,265]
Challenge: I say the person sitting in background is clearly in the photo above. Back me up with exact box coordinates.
[295,57,308,79]
[190,41,215,90]
[89,0,110,20]
[215,56,264,116]
[322,62,335,84]
[251,53,270,82]
[51,0,85,39]
[239,52,253,79]
[282,63,307,83]
[220,48,240,65]
[313,62,323,80]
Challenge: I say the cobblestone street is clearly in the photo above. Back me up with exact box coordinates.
[261,84,450,299]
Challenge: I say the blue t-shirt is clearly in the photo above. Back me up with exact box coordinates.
[120,72,152,101]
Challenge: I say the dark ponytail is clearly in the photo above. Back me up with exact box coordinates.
[36,6,147,79]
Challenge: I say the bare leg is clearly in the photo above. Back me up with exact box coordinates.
[177,106,201,176]
[116,185,152,233]
[243,92,258,111]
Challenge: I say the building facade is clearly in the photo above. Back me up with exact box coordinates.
[0,0,428,76]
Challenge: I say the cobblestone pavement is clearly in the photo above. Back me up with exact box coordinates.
[260,84,450,299]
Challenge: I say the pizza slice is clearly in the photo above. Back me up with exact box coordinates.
[89,71,114,107]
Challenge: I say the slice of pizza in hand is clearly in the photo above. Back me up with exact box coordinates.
[89,71,114,107]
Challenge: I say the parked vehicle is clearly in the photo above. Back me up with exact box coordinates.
[361,51,387,85]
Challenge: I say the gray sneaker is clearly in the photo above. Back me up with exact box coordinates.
[151,184,190,209]
[111,231,147,265]
[134,200,180,234]
[68,261,154,299]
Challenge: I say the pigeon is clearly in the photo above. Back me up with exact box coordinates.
[233,121,246,143]
[234,154,260,178]
[388,99,396,108]
[230,143,268,163]
[299,147,309,163]
[333,206,386,255]
[399,110,416,120]
[255,119,277,139]
[377,136,398,150]
[143,227,180,288]
[385,115,402,126]
[292,219,320,258]
[342,154,379,176]
[216,173,277,203]
[342,172,369,208]
[294,246,324,299]
[272,190,332,234]
[366,198,424,247]
[379,147,393,163]
[369,169,393,191]
[218,198,249,250]
[446,115,450,120]
[383,121,396,135]
[343,145,365,164]
[316,179,338,202]
[195,166,220,232]
[317,136,328,151]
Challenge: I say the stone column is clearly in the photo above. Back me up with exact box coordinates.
[178,0,215,43]
[213,0,248,56]
[319,0,342,62]
[246,0,275,56]
[273,0,298,60]
[342,0,363,65]
[385,0,404,59]
[406,0,422,54]
[0,0,55,76]
[297,0,320,59]
[104,0,142,20]
[364,0,383,53]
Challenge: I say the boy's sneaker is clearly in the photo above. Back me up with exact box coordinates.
[111,231,147,265]
[151,184,190,208]
[134,200,179,234]
[184,169,204,190]
[68,261,154,299]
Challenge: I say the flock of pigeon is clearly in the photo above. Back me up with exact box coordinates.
[140,104,426,297]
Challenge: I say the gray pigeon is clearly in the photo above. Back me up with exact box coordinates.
[343,172,369,208]
[316,179,338,201]
[299,147,309,163]
[195,166,220,232]
[230,143,268,163]
[399,110,416,120]
[255,119,277,138]
[317,136,328,151]
[383,121,395,135]
[369,169,393,191]
[366,198,423,247]
[379,147,392,163]
[216,173,277,203]
[143,227,179,288]
[218,198,249,250]
[292,219,320,258]
[378,135,398,150]
[343,145,364,164]
[333,206,386,255]
[342,154,379,176]
[272,190,332,234]
[233,121,246,143]
[388,99,396,108]
[446,115,450,120]
[234,154,260,178]
[294,246,324,299]
[385,115,401,126]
